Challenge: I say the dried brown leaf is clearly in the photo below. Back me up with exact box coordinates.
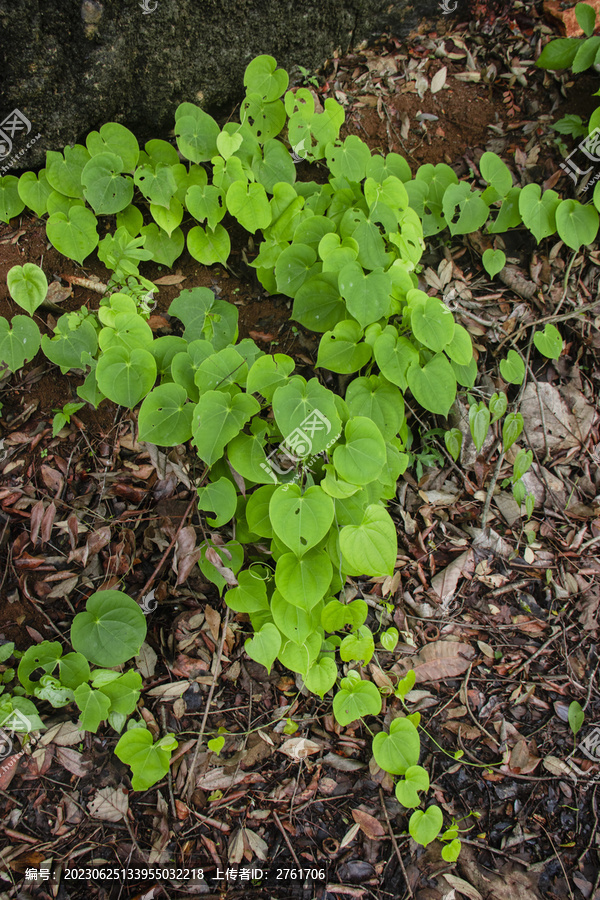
[89,786,129,822]
[351,808,385,840]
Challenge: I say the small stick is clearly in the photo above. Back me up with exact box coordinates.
[61,274,108,294]
[272,810,302,868]
[379,788,413,899]
[183,607,230,800]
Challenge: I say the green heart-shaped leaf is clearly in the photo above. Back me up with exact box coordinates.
[217,130,243,160]
[340,504,397,576]
[409,806,443,847]
[373,717,420,775]
[533,323,563,359]
[482,248,506,278]
[269,484,334,557]
[46,206,99,264]
[96,346,157,407]
[0,315,41,372]
[395,765,430,808]
[333,416,386,485]
[275,550,332,611]
[70,590,147,667]
[245,622,281,674]
[407,355,456,417]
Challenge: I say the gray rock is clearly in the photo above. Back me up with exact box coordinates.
[0,0,441,172]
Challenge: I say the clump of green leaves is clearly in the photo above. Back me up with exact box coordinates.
[0,53,576,856]
[4,590,175,790]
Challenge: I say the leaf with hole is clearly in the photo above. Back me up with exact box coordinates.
[138,383,193,447]
[269,484,334,557]
[533,323,563,359]
[0,315,41,372]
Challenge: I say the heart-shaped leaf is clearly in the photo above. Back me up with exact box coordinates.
[0,315,41,372]
[407,355,457,417]
[217,130,243,160]
[275,550,332,611]
[245,622,281,674]
[114,727,177,791]
[303,655,338,698]
[533,323,563,359]
[556,198,599,250]
[408,290,455,352]
[395,765,430,808]
[372,717,420,775]
[333,416,386,485]
[333,671,382,726]
[269,484,334,557]
[518,183,560,242]
[340,504,397,576]
[339,262,392,329]
[96,346,157,407]
[46,206,99,264]
[7,263,48,315]
[482,248,506,278]
[138,383,193,446]
[409,806,443,847]
[81,152,134,214]
[499,349,525,385]
[70,590,147,667]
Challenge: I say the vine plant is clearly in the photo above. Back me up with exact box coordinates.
[0,53,571,857]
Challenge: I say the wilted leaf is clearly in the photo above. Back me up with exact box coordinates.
[431,549,475,606]
[88,785,129,822]
[147,681,191,699]
[278,738,322,760]
[149,793,170,865]
[352,808,386,840]
[136,642,158,679]
[244,827,269,860]
[431,66,447,93]
[404,641,476,683]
